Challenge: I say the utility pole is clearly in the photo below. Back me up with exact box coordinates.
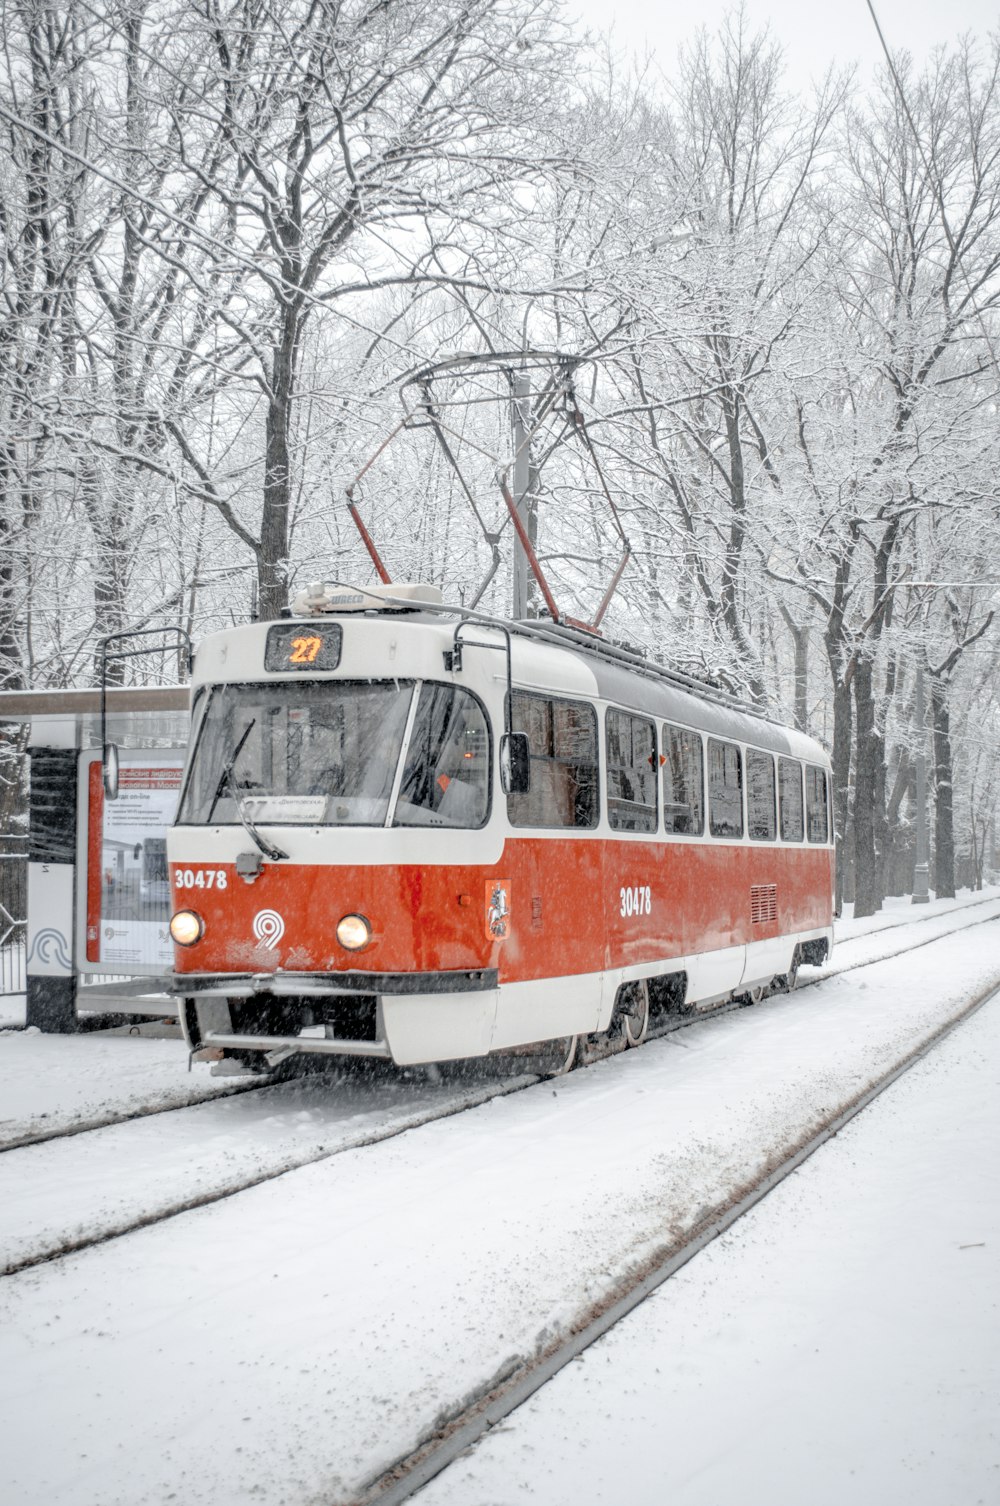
[912,655,930,903]
[511,369,532,619]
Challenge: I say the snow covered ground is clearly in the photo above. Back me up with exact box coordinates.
[0,1023,246,1147]
[1,904,998,1505]
[0,991,22,1028]
[417,988,1000,1506]
[0,1063,532,1273]
[834,885,1000,943]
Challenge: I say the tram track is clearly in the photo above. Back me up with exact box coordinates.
[807,893,1000,982]
[4,896,1000,1280]
[0,1068,535,1278]
[0,1070,269,1154]
[358,971,1000,1506]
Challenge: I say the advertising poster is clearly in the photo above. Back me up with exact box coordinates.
[85,761,184,968]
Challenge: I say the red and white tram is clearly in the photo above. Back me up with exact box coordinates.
[168,582,834,1071]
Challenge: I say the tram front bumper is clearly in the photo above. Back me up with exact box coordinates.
[175,969,499,1066]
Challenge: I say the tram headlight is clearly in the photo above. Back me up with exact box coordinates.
[336,913,371,952]
[170,909,205,947]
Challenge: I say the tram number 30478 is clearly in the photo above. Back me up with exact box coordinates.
[620,885,652,918]
[175,868,229,891]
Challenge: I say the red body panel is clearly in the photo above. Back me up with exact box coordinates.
[171,840,833,983]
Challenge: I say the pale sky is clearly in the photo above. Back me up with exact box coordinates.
[565,0,1000,90]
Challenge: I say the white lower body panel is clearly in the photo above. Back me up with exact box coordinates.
[185,925,834,1066]
[488,971,604,1052]
[382,989,497,1065]
[684,945,746,1004]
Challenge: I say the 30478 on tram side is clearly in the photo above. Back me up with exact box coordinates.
[168,582,835,1074]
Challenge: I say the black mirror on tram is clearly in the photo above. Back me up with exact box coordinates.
[500,732,531,795]
[103,743,120,801]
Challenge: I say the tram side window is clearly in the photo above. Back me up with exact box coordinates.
[806,765,830,843]
[778,757,804,841]
[746,749,776,841]
[662,724,704,835]
[393,684,490,829]
[708,739,743,838]
[606,709,657,833]
[508,691,598,829]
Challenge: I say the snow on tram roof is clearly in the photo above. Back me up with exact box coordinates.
[506,620,826,764]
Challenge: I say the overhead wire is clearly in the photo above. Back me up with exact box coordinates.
[864,0,1000,387]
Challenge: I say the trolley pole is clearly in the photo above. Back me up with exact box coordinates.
[511,370,532,619]
[912,657,930,904]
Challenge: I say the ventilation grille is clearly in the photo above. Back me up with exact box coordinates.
[750,884,777,924]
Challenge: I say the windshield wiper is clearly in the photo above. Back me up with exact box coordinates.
[207,719,289,861]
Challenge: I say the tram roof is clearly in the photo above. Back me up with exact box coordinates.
[504,620,827,764]
[196,606,829,767]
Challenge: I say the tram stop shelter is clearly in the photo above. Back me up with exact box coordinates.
[0,687,189,1031]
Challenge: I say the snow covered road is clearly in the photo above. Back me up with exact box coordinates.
[0,1028,250,1148]
[2,913,999,1504]
[417,981,1000,1506]
[811,890,1000,976]
[0,1064,535,1274]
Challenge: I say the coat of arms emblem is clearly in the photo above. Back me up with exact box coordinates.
[485,879,511,940]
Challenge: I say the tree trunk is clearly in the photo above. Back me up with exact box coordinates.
[883,749,912,896]
[777,602,808,731]
[80,459,127,685]
[931,678,956,898]
[825,634,853,914]
[852,654,884,917]
[791,621,808,732]
[718,391,765,703]
[259,308,300,621]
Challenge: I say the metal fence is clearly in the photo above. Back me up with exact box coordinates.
[0,850,27,996]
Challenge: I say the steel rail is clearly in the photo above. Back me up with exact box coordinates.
[0,1072,537,1279]
[0,1072,270,1154]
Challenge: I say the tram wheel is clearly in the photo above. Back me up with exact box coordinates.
[616,979,650,1048]
[738,983,767,1008]
[544,1034,579,1076]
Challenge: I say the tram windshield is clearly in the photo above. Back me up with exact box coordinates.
[178,680,490,829]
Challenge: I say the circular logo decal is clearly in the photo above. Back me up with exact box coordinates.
[252,909,285,948]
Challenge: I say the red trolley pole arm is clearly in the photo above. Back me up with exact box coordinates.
[592,546,631,630]
[497,475,562,622]
[346,494,392,585]
[343,419,410,586]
